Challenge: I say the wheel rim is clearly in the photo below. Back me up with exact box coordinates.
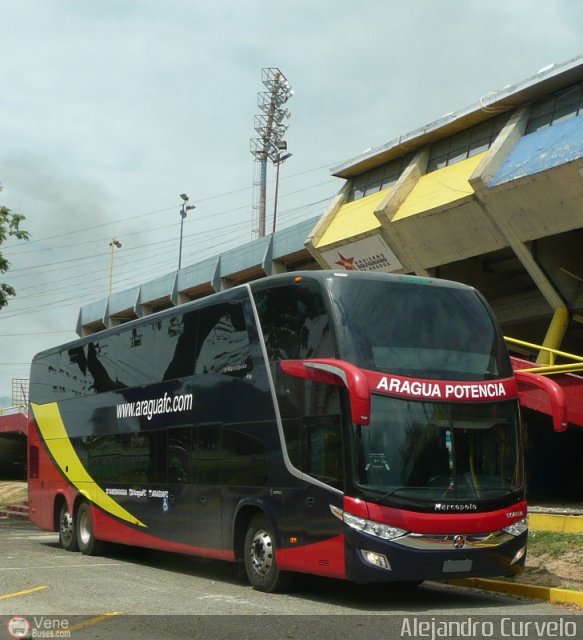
[60,510,74,545]
[249,529,273,577]
[78,509,91,546]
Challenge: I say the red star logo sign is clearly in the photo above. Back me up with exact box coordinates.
[335,252,357,270]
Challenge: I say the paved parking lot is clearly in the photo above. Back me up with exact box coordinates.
[0,519,580,639]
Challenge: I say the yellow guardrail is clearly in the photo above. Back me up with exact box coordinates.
[504,336,583,376]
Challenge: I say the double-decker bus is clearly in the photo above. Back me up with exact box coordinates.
[28,271,527,592]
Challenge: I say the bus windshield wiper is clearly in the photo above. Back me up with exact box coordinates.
[375,486,517,504]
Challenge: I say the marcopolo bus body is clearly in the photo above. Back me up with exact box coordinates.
[28,271,527,591]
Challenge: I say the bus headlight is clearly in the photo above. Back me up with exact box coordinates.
[502,517,528,537]
[330,505,407,541]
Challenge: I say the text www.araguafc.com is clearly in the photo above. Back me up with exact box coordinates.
[116,392,194,421]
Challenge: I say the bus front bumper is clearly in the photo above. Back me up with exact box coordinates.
[344,528,527,583]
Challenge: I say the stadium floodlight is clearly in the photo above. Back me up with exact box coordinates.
[250,68,293,237]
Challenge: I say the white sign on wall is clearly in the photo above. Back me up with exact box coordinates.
[320,234,403,273]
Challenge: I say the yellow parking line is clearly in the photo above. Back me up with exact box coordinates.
[67,612,122,633]
[0,585,48,600]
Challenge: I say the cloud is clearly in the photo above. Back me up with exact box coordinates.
[1,0,583,396]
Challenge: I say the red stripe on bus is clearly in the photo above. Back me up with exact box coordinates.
[277,535,346,578]
[344,496,527,535]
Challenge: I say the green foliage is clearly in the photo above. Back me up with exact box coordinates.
[0,188,30,309]
[528,530,583,558]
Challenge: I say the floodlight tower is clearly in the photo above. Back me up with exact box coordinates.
[250,68,293,237]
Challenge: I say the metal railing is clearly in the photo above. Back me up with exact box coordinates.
[505,336,583,375]
[0,405,27,416]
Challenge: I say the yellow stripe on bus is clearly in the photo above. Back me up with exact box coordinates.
[30,402,146,528]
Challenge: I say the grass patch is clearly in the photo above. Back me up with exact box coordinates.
[528,530,583,557]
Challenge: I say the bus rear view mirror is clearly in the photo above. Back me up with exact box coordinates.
[280,358,371,426]
[514,369,568,432]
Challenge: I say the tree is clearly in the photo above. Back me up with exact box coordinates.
[0,187,30,309]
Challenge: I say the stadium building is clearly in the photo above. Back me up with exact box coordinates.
[14,55,583,500]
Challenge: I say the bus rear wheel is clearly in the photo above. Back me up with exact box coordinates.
[58,501,78,552]
[76,501,104,556]
[244,514,291,593]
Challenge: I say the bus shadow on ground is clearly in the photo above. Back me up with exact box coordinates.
[76,542,532,613]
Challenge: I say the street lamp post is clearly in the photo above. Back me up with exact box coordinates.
[178,193,195,271]
[108,239,122,296]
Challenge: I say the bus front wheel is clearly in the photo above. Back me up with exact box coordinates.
[75,502,103,556]
[244,514,291,593]
[58,501,78,552]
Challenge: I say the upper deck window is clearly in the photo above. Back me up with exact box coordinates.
[329,277,511,381]
[253,281,334,361]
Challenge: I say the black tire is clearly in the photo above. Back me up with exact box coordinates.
[244,514,292,593]
[75,501,104,556]
[58,501,78,552]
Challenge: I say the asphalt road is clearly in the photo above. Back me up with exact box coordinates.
[0,519,580,639]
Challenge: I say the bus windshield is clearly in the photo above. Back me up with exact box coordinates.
[353,395,523,503]
[329,277,511,380]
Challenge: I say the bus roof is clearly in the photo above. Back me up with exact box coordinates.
[31,270,477,362]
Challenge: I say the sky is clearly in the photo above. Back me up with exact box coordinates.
[1,0,583,402]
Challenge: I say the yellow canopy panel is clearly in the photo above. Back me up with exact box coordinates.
[393,152,486,221]
[316,188,390,249]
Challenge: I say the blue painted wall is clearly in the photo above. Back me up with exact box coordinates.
[490,114,583,186]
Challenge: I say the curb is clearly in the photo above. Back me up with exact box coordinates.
[446,578,583,608]
[0,501,29,520]
[529,513,583,534]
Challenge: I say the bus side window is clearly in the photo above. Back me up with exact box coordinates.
[161,313,198,381]
[30,352,61,405]
[116,324,157,387]
[254,281,339,422]
[146,431,168,484]
[195,303,253,379]
[253,281,334,361]
[86,338,120,393]
[168,427,192,484]
[222,428,268,486]
[193,425,222,484]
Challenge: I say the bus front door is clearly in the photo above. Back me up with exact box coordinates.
[301,416,344,577]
